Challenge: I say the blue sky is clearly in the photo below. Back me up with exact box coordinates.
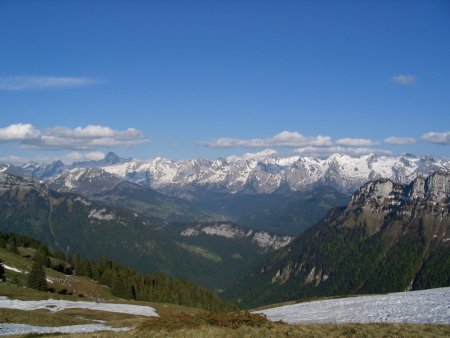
[0,0,449,163]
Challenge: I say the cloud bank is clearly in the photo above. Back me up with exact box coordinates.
[421,131,450,145]
[0,123,148,150]
[202,130,447,158]
[336,138,378,147]
[384,136,416,145]
[202,131,332,149]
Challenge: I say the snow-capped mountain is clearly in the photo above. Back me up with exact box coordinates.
[19,160,68,180]
[19,152,450,195]
[0,163,26,177]
[88,153,450,194]
[47,167,124,195]
[18,152,127,180]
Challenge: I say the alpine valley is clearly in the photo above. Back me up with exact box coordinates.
[16,152,450,234]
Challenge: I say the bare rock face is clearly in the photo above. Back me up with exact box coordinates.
[348,172,450,214]
[348,179,403,214]
[424,172,450,202]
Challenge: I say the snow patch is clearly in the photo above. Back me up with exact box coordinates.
[0,297,158,317]
[255,287,450,324]
[88,208,116,221]
[2,264,23,274]
[201,224,245,239]
[180,228,200,237]
[0,323,129,336]
[251,232,293,250]
[74,196,91,206]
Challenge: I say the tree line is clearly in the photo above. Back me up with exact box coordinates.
[0,231,235,312]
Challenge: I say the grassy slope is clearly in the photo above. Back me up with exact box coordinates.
[0,246,206,332]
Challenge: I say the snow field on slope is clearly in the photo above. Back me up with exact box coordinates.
[0,296,158,317]
[255,287,450,324]
[0,323,129,336]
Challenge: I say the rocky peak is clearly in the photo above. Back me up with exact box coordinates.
[0,172,47,194]
[424,172,450,202]
[104,152,122,165]
[349,178,402,210]
[0,163,26,177]
[407,172,450,202]
[407,176,426,200]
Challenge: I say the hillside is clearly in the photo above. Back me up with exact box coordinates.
[1,233,449,337]
[0,231,234,312]
[226,172,450,308]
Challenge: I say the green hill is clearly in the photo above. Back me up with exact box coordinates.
[0,231,235,312]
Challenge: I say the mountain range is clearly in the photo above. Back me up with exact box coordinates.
[1,152,449,298]
[18,152,450,195]
[10,152,449,235]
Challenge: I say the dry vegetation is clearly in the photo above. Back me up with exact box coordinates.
[33,312,450,338]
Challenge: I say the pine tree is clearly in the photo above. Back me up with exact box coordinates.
[8,238,18,254]
[0,260,5,282]
[27,259,47,291]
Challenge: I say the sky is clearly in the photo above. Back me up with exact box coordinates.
[0,0,449,163]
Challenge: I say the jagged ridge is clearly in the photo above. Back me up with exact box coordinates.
[19,153,450,196]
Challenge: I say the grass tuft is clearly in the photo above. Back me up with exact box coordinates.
[139,311,269,331]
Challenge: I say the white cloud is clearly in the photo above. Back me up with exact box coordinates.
[421,131,450,145]
[0,151,108,165]
[391,74,416,86]
[0,76,101,91]
[295,146,392,157]
[202,131,333,149]
[65,151,106,162]
[0,123,148,150]
[0,155,24,164]
[0,123,41,141]
[384,136,416,145]
[226,149,277,162]
[335,138,378,147]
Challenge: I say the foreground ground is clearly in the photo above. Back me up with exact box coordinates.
[5,320,450,338]
[0,305,449,337]
[1,252,449,337]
